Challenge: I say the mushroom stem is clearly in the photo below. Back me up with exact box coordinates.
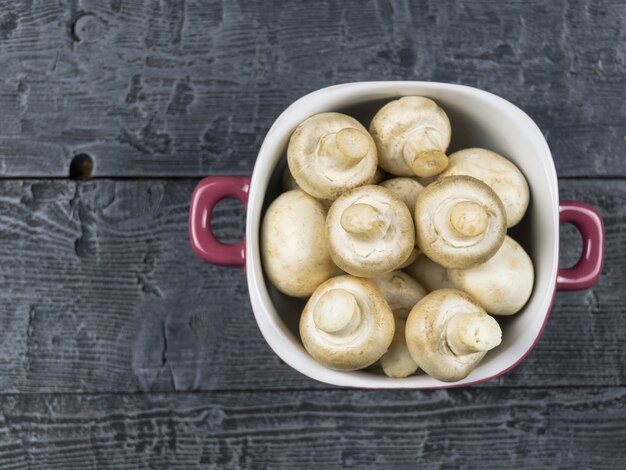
[319,128,370,164]
[340,203,386,238]
[449,201,489,237]
[313,288,361,334]
[410,149,448,177]
[445,311,501,355]
[403,130,448,177]
[336,128,370,160]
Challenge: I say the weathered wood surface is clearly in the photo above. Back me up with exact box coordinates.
[0,178,623,393]
[0,0,625,467]
[0,388,625,469]
[0,0,624,177]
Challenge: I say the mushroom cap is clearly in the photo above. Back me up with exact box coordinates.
[405,289,502,382]
[281,165,300,192]
[281,165,334,208]
[448,236,535,315]
[380,177,424,216]
[404,254,455,292]
[380,317,419,378]
[397,247,420,269]
[261,190,335,297]
[440,148,530,227]
[300,275,395,370]
[414,175,507,269]
[287,112,378,200]
[371,270,426,319]
[369,166,386,184]
[369,96,451,177]
[326,185,415,277]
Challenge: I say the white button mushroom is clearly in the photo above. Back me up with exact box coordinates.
[371,271,426,319]
[379,317,416,378]
[397,247,420,269]
[300,275,395,370]
[448,236,535,315]
[261,190,335,297]
[281,165,300,192]
[369,96,451,178]
[372,271,427,378]
[404,254,455,292]
[414,176,507,269]
[380,177,424,216]
[440,148,530,227]
[287,112,378,200]
[405,289,502,382]
[282,165,335,209]
[326,185,415,277]
[369,166,386,184]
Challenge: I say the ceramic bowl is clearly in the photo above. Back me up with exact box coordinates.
[189,82,604,388]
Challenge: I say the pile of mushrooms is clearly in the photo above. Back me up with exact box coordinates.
[261,96,535,382]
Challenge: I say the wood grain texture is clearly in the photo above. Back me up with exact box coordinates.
[0,178,623,392]
[0,1,623,466]
[0,0,624,177]
[0,388,624,469]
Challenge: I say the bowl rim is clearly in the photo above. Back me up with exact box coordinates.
[246,81,559,389]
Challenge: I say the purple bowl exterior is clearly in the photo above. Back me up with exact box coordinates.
[556,201,605,290]
[189,176,250,266]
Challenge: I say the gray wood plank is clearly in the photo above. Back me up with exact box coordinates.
[0,0,623,177]
[0,388,624,469]
[0,178,624,392]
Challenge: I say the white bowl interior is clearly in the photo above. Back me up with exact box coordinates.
[247,82,559,388]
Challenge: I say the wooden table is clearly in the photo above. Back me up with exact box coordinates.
[0,1,624,468]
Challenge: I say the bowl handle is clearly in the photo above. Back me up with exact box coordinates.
[556,201,604,290]
[188,176,250,266]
